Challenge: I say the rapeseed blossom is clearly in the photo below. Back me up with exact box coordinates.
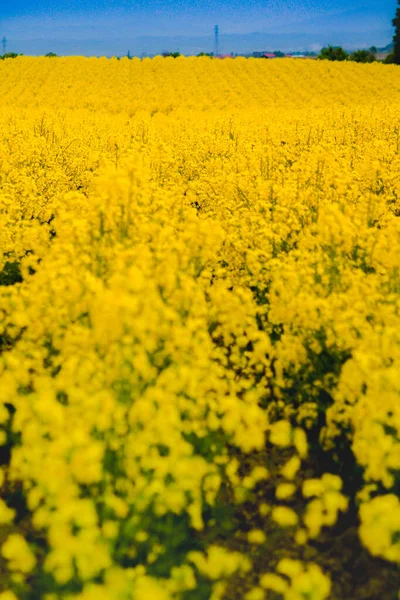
[0,56,400,597]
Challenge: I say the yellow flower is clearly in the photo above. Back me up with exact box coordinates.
[272,506,299,527]
[276,482,297,500]
[245,587,265,600]
[270,420,292,447]
[303,479,325,498]
[188,546,251,580]
[293,428,308,458]
[260,573,288,593]
[280,456,301,480]
[259,503,270,517]
[2,534,36,573]
[247,529,266,544]
[0,593,19,600]
[277,558,303,578]
[0,499,15,525]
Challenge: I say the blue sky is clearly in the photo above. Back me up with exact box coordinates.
[0,1,397,56]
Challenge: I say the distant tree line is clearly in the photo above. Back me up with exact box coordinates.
[0,52,59,59]
[318,46,384,63]
[0,53,21,60]
[317,45,398,64]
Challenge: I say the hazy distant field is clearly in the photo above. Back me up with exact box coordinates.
[1,57,400,599]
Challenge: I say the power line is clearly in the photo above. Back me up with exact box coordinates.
[2,37,7,55]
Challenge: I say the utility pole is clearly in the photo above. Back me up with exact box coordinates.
[2,37,7,55]
[214,25,219,57]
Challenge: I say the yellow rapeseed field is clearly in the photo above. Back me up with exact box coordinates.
[1,56,400,599]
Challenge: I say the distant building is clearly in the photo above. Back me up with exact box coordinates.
[290,52,318,59]
[252,51,276,59]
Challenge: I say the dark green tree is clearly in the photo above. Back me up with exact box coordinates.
[318,46,348,61]
[384,53,395,64]
[393,0,400,64]
[162,51,181,58]
[0,52,20,60]
[350,49,376,63]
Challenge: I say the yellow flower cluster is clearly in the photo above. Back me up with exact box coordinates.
[256,559,331,600]
[2,534,37,574]
[1,56,400,596]
[302,474,348,539]
[359,495,400,562]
